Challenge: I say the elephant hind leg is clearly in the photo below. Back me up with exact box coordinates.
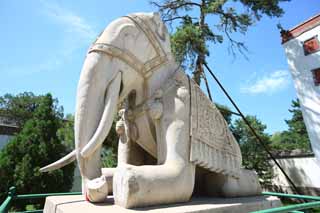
[220,169,262,197]
[204,168,262,197]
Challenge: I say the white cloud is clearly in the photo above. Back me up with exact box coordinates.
[40,0,97,41]
[241,70,290,95]
[2,1,99,78]
[4,1,98,77]
[39,1,98,73]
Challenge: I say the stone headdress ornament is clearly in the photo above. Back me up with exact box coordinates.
[88,14,169,80]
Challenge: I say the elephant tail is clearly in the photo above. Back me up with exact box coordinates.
[40,150,76,172]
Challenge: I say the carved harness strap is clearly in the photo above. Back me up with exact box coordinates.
[88,14,168,81]
[88,14,168,122]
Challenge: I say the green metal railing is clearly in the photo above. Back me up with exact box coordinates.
[1,188,320,213]
[251,192,320,213]
[0,187,81,213]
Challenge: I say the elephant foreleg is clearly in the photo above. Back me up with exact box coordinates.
[113,118,195,208]
[86,135,129,201]
[113,74,195,208]
[113,162,195,208]
[87,132,147,201]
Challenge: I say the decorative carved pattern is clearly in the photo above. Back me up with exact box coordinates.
[89,43,145,73]
[90,11,244,178]
[124,15,168,78]
[89,15,168,81]
[124,15,166,58]
[189,79,241,178]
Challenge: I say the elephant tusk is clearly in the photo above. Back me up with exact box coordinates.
[40,150,76,172]
[80,72,122,158]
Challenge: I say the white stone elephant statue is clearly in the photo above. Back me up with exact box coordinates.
[40,12,261,208]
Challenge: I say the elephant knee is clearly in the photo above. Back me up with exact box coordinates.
[165,162,195,199]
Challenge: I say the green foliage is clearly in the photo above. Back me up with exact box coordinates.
[231,115,273,185]
[170,19,205,69]
[56,112,119,167]
[57,114,75,150]
[101,120,119,168]
[270,99,311,152]
[0,92,60,127]
[170,16,222,70]
[0,93,74,210]
[238,0,288,18]
[215,103,232,125]
[151,0,289,84]
[101,147,117,168]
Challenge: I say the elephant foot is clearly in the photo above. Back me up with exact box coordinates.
[86,176,109,202]
[101,167,116,195]
[113,163,195,208]
[113,165,140,208]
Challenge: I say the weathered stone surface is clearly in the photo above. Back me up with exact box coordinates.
[40,12,263,209]
[44,195,281,213]
[189,79,242,178]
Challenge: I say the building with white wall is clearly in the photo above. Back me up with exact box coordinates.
[271,153,320,195]
[0,116,19,149]
[281,14,320,162]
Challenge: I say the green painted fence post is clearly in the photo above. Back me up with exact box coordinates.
[0,187,16,213]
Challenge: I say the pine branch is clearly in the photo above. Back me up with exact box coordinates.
[163,16,196,22]
[150,1,201,10]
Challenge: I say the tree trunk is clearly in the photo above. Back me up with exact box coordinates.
[193,56,203,85]
[193,0,206,86]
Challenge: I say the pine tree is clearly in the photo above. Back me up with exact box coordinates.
[271,99,311,152]
[0,94,74,210]
[231,115,273,185]
[151,0,289,85]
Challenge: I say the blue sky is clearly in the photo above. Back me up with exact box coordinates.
[0,0,319,134]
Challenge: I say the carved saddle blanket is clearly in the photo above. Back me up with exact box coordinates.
[121,72,242,178]
[189,79,242,178]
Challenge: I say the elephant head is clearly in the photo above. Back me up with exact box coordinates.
[40,12,174,193]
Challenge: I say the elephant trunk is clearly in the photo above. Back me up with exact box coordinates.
[75,53,121,193]
[40,53,121,192]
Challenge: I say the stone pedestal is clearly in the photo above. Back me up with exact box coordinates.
[44,195,281,213]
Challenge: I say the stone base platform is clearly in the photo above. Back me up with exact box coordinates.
[44,195,281,213]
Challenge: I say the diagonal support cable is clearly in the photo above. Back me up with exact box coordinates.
[202,71,213,101]
[203,62,303,197]
[202,70,241,116]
